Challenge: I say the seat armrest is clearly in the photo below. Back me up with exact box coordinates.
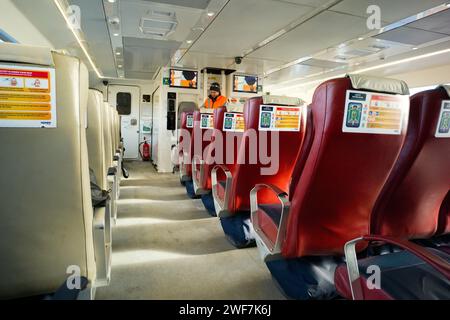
[344,235,450,300]
[192,155,204,172]
[211,165,233,217]
[93,206,106,230]
[250,184,290,260]
[179,151,191,181]
[92,204,112,287]
[192,155,205,185]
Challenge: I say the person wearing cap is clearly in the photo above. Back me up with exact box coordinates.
[203,82,227,109]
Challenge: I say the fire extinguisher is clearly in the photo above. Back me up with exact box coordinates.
[139,137,151,162]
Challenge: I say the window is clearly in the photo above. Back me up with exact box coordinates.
[116,92,131,115]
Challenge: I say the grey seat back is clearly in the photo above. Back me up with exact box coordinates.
[0,43,96,298]
[87,90,107,190]
[102,102,114,168]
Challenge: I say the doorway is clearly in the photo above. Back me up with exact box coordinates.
[108,85,140,159]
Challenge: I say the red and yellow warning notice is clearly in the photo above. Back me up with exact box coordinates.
[0,64,56,128]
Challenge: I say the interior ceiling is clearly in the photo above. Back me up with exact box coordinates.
[119,0,205,42]
[374,8,450,45]
[329,0,449,23]
[179,0,450,80]
[11,0,450,86]
[188,0,315,57]
[12,0,118,79]
[123,36,180,79]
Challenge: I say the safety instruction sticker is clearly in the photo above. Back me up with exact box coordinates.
[186,114,194,128]
[343,90,408,135]
[223,112,245,132]
[258,105,301,132]
[200,114,214,129]
[436,101,450,138]
[0,64,56,128]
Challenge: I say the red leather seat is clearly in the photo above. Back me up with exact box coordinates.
[251,75,412,300]
[185,109,221,198]
[179,112,194,182]
[193,107,230,195]
[335,85,450,300]
[288,77,409,257]
[212,96,306,218]
[370,86,450,239]
[254,106,314,248]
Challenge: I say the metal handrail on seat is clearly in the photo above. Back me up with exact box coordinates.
[179,150,191,182]
[344,235,450,300]
[250,184,291,261]
[192,155,209,195]
[211,165,233,218]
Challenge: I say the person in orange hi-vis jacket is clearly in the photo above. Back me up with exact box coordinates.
[203,82,227,109]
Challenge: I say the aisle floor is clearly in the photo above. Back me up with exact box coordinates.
[96,161,285,300]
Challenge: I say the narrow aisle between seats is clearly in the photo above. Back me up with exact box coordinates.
[96,161,285,300]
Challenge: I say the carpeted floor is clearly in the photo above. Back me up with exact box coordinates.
[95,161,285,300]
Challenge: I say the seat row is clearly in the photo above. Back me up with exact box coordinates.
[0,43,123,299]
[178,75,450,299]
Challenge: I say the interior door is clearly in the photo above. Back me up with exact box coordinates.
[108,85,140,159]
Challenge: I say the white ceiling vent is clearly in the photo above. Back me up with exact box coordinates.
[139,10,178,39]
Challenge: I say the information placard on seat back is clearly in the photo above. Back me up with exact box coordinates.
[0,64,57,128]
[342,90,408,135]
[436,101,450,138]
[258,105,301,132]
[186,114,194,128]
[223,112,244,132]
[200,114,214,129]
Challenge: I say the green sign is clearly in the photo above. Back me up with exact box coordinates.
[163,77,170,86]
